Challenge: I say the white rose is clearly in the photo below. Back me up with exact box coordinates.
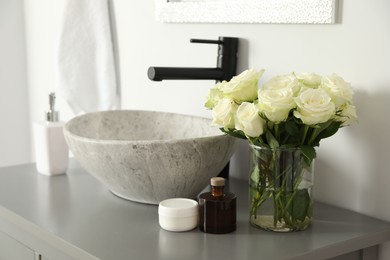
[262,73,300,95]
[212,98,238,129]
[235,102,265,137]
[296,73,322,88]
[205,81,225,109]
[257,87,295,122]
[321,74,353,108]
[337,103,358,126]
[219,69,265,103]
[294,88,336,125]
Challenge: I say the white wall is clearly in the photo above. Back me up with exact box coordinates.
[0,0,30,167]
[19,0,390,258]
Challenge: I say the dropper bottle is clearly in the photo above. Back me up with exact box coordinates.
[199,177,237,234]
[33,93,68,175]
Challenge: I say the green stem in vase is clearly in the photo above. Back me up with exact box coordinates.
[249,146,314,231]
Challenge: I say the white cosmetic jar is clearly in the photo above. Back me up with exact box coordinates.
[158,198,199,232]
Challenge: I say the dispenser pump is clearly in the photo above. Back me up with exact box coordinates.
[33,92,68,176]
[46,92,59,122]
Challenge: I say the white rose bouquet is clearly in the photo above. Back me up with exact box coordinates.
[205,69,358,231]
[205,69,357,165]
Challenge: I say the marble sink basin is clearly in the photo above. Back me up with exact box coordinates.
[64,110,235,204]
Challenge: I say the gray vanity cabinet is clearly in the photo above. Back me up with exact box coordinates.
[1,161,390,260]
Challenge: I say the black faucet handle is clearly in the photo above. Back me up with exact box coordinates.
[190,37,238,46]
[190,37,238,54]
[190,39,223,45]
[190,37,238,81]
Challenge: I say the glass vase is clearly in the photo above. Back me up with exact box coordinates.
[249,145,314,232]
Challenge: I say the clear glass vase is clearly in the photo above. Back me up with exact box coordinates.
[249,145,314,232]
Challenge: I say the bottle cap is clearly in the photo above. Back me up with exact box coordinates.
[210,177,225,187]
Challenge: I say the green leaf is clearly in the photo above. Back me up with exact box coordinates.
[281,120,302,145]
[220,128,247,140]
[285,120,300,137]
[291,189,311,221]
[300,145,316,165]
[266,130,279,149]
[316,121,342,141]
[250,164,260,184]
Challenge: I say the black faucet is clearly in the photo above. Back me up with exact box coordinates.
[147,37,239,179]
[148,37,239,82]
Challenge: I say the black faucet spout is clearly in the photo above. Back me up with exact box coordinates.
[148,67,224,81]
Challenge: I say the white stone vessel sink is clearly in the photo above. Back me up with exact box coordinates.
[64,110,235,205]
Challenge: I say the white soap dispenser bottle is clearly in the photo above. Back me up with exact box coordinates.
[33,93,69,175]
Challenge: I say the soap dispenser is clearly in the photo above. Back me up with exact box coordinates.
[199,177,237,234]
[33,93,68,175]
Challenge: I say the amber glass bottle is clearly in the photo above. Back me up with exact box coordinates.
[198,177,236,234]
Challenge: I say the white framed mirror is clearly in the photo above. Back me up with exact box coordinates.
[154,0,339,24]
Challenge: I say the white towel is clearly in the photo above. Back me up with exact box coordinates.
[56,0,120,114]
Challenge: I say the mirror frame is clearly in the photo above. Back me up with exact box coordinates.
[155,0,339,24]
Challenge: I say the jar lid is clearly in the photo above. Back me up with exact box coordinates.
[158,198,198,218]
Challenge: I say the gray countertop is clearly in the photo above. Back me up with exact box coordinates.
[1,160,390,260]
